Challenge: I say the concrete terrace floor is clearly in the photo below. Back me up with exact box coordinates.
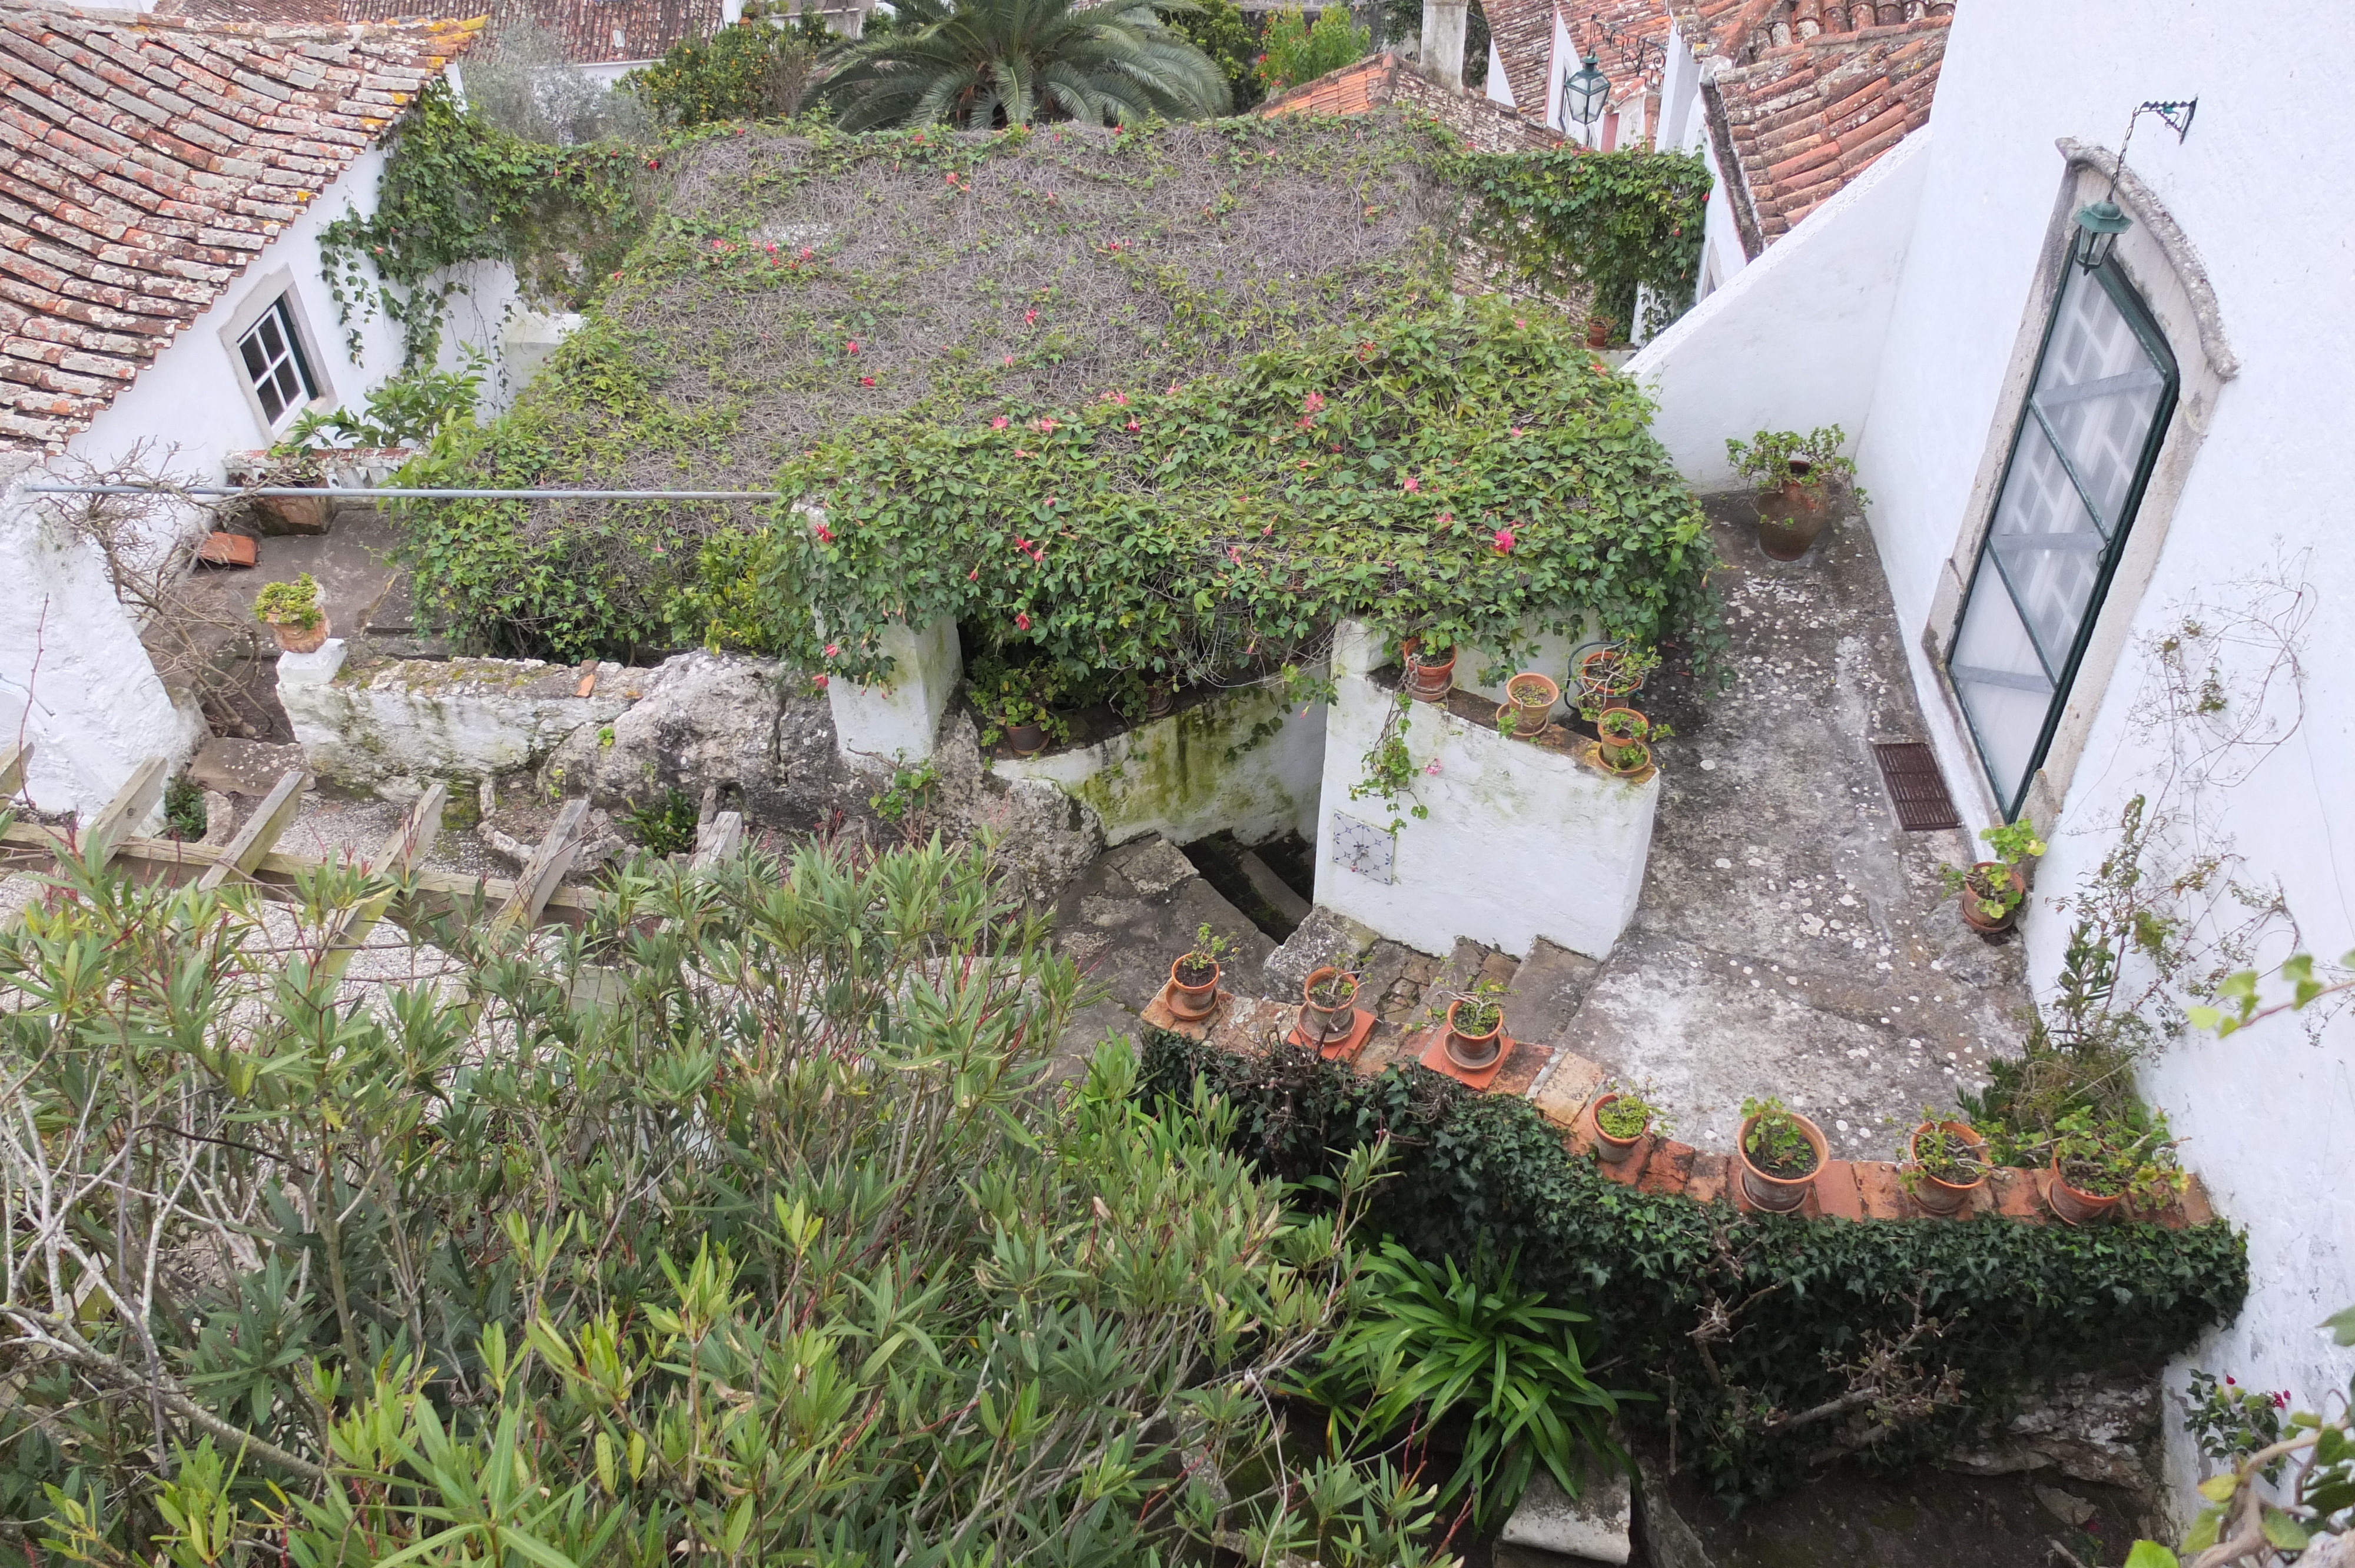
[1551,494,2033,1161]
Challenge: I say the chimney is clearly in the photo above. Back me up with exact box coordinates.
[1421,0,1469,90]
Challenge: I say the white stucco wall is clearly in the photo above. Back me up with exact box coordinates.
[1624,128,1932,491]
[991,682,1326,851]
[1830,0,2355,1513]
[1312,623,1658,961]
[826,616,961,770]
[0,456,203,819]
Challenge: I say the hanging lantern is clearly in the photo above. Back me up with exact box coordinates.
[1562,51,1609,129]
[2071,199,2131,272]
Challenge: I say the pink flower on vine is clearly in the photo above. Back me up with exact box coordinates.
[1437,511,1453,524]
[858,376,876,387]
[968,567,980,580]
[824,642,840,658]
[1167,383,1183,396]
[1003,355,1015,366]
[1014,449,1032,458]
[1015,612,1032,631]
[1510,426,1525,437]
[1494,527,1516,553]
[1227,545,1242,564]
[992,416,1010,429]
[1402,475,1421,493]
[845,340,860,354]
[1514,317,1528,329]
[1125,418,1141,432]
[1302,391,1325,413]
[1024,309,1039,325]
[812,521,835,543]
[800,247,814,260]
[1033,417,1059,433]
[812,673,830,688]
[1424,760,1442,775]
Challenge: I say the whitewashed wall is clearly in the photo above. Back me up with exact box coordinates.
[993,682,1326,851]
[1623,128,1932,491]
[1312,623,1657,960]
[1835,0,2355,1514]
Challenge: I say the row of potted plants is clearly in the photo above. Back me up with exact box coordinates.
[1402,639,1664,778]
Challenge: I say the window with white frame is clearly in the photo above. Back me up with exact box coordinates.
[1946,255,2178,818]
[236,297,316,427]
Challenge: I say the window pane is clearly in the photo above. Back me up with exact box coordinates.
[1950,576,2054,808]
[256,313,286,361]
[2031,267,2168,530]
[1986,418,2105,672]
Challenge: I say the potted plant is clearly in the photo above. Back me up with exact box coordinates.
[1166,923,1232,1023]
[1725,427,1860,562]
[1737,1096,1826,1212]
[254,574,329,654]
[1301,966,1360,1042]
[1902,1112,1989,1214]
[1941,819,2046,935]
[1442,978,1507,1071]
[1502,672,1558,737]
[1596,705,1646,745]
[1402,636,1457,703]
[1000,695,1050,758]
[1590,1082,1669,1164]
[1584,311,1612,350]
[1574,643,1656,714]
[2046,1107,2184,1225]
[251,439,333,534]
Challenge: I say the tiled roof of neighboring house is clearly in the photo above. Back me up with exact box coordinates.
[1670,0,1951,248]
[339,0,714,66]
[1479,0,1550,114]
[0,1,482,450]
[1483,0,1671,126]
[1258,52,1564,154]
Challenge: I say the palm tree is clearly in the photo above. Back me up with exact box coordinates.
[818,0,1230,129]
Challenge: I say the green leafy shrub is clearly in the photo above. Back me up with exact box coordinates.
[624,16,825,129]
[1253,3,1369,95]
[619,785,701,853]
[1140,1029,2249,1505]
[162,775,206,842]
[1454,147,1711,338]
[3,839,1452,1568]
[280,353,487,451]
[1169,0,1266,110]
[253,573,322,630]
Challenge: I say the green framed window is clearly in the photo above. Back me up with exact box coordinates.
[1946,256,2178,818]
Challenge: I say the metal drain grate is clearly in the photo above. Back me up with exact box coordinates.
[1873,741,1962,832]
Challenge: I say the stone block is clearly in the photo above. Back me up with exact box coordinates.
[1638,1140,1696,1197]
[1813,1160,1865,1221]
[1855,1161,1921,1220]
[1685,1153,1732,1205]
[1531,1050,1606,1127]
[1498,1464,1631,1565]
[1492,1042,1554,1096]
[1991,1167,2046,1222]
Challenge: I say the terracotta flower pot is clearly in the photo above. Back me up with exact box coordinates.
[1959,862,2026,934]
[1006,720,1047,758]
[255,487,330,536]
[1907,1119,1989,1214]
[1576,647,1644,707]
[1585,314,1610,349]
[1588,1092,1648,1163]
[269,613,330,656]
[1145,683,1175,720]
[1756,463,1827,561]
[1737,1109,1827,1212]
[1301,966,1359,1041]
[1404,645,1457,703]
[1166,955,1222,1022]
[2046,1155,2123,1225]
[1443,996,1504,1071]
[1598,738,1651,778]
[1596,705,1647,745]
[1504,672,1558,736]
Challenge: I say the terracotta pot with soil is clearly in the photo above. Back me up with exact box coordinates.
[1145,683,1175,720]
[1958,862,2026,934]
[1588,1092,1651,1163]
[1404,642,1457,703]
[1755,460,1829,561]
[1301,966,1360,1042]
[1575,646,1647,710]
[1585,314,1611,350]
[1737,1103,1827,1212]
[270,614,331,656]
[2046,1154,2124,1225]
[1442,995,1505,1071]
[1166,952,1222,1022]
[1006,720,1048,758]
[1503,672,1558,736]
[1597,738,1651,778]
[1906,1119,1989,1214]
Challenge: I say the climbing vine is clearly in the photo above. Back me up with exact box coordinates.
[1453,145,1712,336]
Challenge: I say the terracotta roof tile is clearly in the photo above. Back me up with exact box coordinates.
[0,0,481,451]
[1257,52,1565,154]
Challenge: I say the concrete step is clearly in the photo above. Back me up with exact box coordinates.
[1505,936,1607,1045]
[188,735,306,799]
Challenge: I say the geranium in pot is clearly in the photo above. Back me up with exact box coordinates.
[1166,923,1232,1023]
[1901,1111,1990,1214]
[252,439,331,534]
[1301,966,1361,1042]
[1590,1081,1670,1164]
[1940,819,2046,935]
[1402,635,1457,703]
[1442,978,1508,1071]
[2046,1107,2184,1225]
[1725,427,1860,562]
[1737,1096,1826,1211]
[254,573,329,655]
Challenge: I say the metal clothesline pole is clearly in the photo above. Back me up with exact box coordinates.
[23,484,787,500]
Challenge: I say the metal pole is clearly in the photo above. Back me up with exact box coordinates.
[21,484,787,501]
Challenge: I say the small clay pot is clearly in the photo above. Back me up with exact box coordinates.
[1166,955,1222,1022]
[1504,672,1559,736]
[1576,647,1643,707]
[1598,738,1651,778]
[269,613,330,656]
[1443,996,1504,1071]
[1907,1119,1989,1215]
[1585,314,1610,350]
[1404,645,1457,703]
[1756,464,1828,561]
[1301,966,1359,1041]
[1595,705,1647,746]
[1145,683,1175,720]
[1959,862,2026,934]
[1588,1092,1648,1164]
[2046,1156,2122,1225]
[1006,720,1048,758]
[1737,1109,1827,1212]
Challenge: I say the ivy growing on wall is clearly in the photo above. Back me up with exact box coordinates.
[1456,146,1713,337]
[1138,1029,2251,1506]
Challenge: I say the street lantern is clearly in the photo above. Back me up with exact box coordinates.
[1562,51,1609,130]
[2071,200,2131,273]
